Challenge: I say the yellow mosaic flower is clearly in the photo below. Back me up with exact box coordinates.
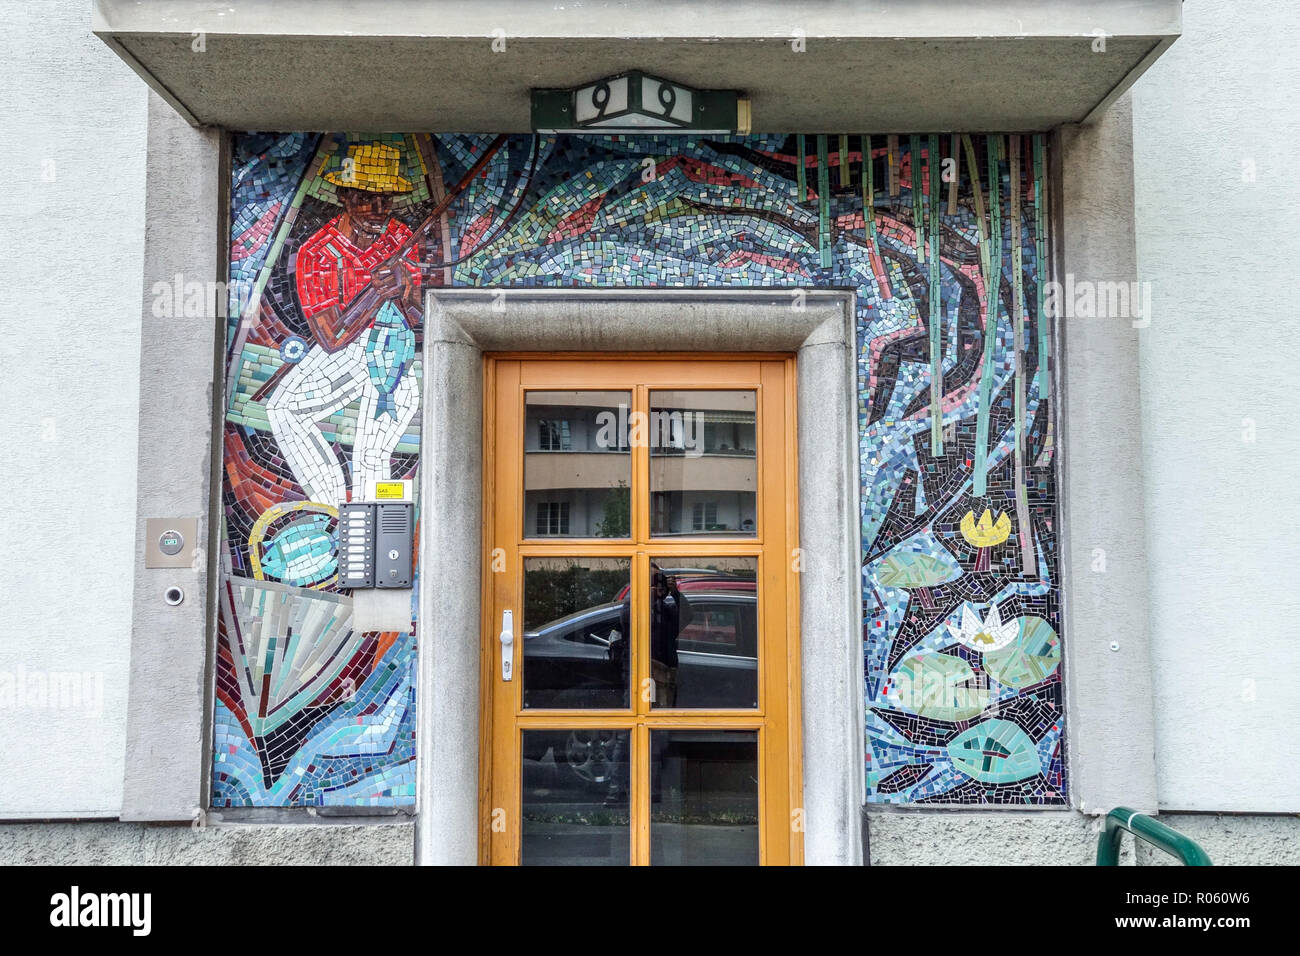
[960,508,1012,548]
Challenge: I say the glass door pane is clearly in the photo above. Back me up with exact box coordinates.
[649,390,757,537]
[525,390,632,539]
[647,557,758,709]
[522,729,631,866]
[522,557,631,709]
[650,730,759,866]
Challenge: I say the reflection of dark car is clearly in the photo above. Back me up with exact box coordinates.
[522,601,629,710]
[521,575,758,785]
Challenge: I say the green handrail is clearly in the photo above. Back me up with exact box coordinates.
[1096,806,1213,866]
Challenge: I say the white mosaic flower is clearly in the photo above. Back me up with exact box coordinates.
[948,603,1019,652]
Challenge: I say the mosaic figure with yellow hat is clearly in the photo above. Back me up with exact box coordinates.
[267,141,423,507]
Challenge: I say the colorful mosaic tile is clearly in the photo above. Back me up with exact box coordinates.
[218,132,1062,807]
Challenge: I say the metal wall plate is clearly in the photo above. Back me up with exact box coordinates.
[375,503,413,588]
[144,516,199,568]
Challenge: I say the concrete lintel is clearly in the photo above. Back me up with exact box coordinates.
[415,288,863,865]
[92,31,201,126]
[427,287,846,352]
[1080,35,1179,125]
[1053,94,1160,816]
[93,1,1181,41]
[92,1,1180,132]
[120,93,224,821]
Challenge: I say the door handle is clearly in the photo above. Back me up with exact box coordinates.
[499,609,514,681]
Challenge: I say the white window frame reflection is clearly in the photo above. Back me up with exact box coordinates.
[536,501,571,536]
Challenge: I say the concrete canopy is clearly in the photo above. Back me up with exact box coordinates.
[93,0,1180,131]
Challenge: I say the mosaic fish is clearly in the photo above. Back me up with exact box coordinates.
[364,301,416,420]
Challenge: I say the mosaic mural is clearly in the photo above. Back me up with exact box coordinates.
[219,131,1062,807]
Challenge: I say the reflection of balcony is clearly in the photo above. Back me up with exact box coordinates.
[524,450,757,493]
[524,452,629,491]
[651,448,755,458]
[650,455,755,492]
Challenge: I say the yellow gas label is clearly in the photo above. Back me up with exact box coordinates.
[374,482,406,499]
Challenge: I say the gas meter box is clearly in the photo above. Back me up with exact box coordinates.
[340,480,413,589]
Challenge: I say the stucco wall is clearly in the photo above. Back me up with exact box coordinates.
[1131,0,1300,812]
[0,820,412,865]
[867,810,1125,865]
[867,810,1300,865]
[1133,814,1300,866]
[0,0,148,816]
[5,811,1296,865]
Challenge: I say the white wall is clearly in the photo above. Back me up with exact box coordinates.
[1132,0,1300,811]
[0,1,148,815]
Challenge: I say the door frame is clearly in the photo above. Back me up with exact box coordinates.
[485,355,800,865]
[415,288,864,865]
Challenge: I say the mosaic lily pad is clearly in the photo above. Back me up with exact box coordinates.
[947,718,1042,783]
[984,616,1061,689]
[889,653,988,721]
[874,546,962,609]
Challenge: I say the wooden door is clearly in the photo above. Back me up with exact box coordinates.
[482,355,801,865]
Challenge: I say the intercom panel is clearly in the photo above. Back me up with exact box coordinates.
[339,480,414,590]
[374,502,413,588]
[339,503,376,588]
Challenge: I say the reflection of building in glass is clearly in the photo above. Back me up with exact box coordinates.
[523,390,758,536]
[535,501,570,535]
[525,391,630,537]
[651,391,757,536]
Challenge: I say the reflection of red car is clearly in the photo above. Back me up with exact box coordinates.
[613,568,756,603]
